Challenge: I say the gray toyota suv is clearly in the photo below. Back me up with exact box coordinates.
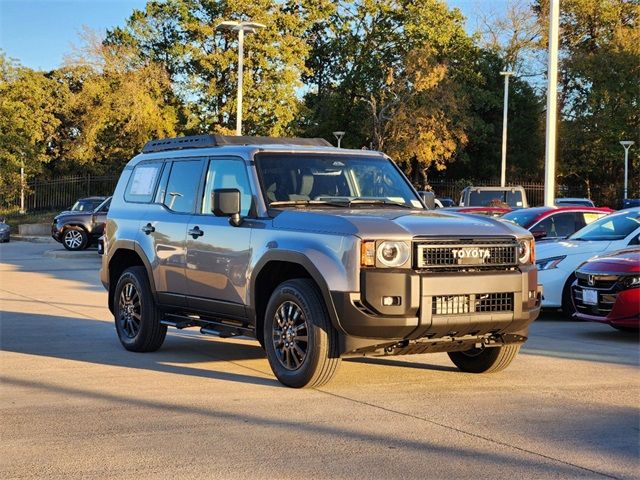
[100,135,541,388]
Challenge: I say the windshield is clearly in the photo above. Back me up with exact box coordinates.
[467,190,523,208]
[255,153,423,208]
[570,211,640,241]
[502,209,547,227]
[71,198,104,211]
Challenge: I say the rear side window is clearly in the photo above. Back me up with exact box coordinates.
[125,162,163,203]
[163,160,203,213]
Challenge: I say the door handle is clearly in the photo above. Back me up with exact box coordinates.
[141,223,155,235]
[188,226,204,239]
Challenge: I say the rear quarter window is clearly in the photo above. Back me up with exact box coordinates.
[124,162,163,203]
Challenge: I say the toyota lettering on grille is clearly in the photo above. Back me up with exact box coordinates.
[451,247,491,264]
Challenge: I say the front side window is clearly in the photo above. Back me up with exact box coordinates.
[163,160,203,213]
[201,158,253,216]
[255,154,422,208]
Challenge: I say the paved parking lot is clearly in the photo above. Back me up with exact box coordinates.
[1,241,638,479]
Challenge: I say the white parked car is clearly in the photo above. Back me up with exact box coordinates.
[536,208,640,315]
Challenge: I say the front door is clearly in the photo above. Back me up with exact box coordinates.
[185,157,254,317]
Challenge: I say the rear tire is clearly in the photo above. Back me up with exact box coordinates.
[448,344,520,373]
[114,266,166,352]
[264,279,340,388]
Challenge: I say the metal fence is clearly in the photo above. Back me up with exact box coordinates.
[19,174,120,212]
[428,179,563,207]
[5,173,574,212]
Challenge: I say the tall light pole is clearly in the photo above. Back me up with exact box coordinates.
[499,71,515,187]
[20,157,25,214]
[216,20,266,136]
[543,0,560,207]
[333,131,345,148]
[620,140,635,200]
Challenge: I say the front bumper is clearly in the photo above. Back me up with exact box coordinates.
[0,230,9,241]
[331,266,541,351]
[574,288,640,328]
[51,223,63,242]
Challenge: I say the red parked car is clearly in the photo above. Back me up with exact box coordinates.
[571,249,640,331]
[501,206,613,241]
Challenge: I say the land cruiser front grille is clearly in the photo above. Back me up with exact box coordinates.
[432,292,514,315]
[415,238,518,272]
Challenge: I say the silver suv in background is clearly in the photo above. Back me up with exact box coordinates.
[459,186,529,209]
[100,135,541,388]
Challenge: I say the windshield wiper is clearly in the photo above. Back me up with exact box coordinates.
[347,198,413,208]
[268,200,349,208]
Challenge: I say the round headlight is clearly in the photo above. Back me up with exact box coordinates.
[376,241,410,267]
[518,239,531,264]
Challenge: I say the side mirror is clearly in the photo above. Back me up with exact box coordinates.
[212,188,242,226]
[531,228,547,240]
[419,191,436,210]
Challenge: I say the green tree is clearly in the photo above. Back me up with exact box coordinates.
[54,32,179,174]
[0,52,63,204]
[537,0,640,205]
[106,0,333,136]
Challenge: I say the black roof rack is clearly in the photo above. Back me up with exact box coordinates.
[142,134,332,153]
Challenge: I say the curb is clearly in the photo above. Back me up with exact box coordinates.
[12,235,56,244]
[43,249,101,260]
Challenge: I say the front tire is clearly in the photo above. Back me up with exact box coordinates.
[562,275,577,319]
[448,344,520,373]
[62,226,88,251]
[264,279,340,388]
[114,266,166,352]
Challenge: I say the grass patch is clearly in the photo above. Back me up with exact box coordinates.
[1,210,58,233]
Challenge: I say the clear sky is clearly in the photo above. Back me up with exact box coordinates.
[0,0,505,71]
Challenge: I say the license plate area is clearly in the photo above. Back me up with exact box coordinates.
[582,288,598,305]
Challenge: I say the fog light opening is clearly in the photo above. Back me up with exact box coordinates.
[382,296,402,307]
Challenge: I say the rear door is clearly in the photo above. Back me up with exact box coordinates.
[137,158,205,306]
[185,157,254,317]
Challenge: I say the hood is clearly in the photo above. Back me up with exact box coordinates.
[578,248,640,274]
[271,208,529,239]
[54,210,93,222]
[536,238,611,260]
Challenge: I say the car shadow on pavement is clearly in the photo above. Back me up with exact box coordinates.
[0,310,279,388]
[345,356,458,372]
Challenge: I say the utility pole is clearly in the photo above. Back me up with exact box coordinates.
[500,71,515,187]
[333,131,345,148]
[216,20,266,136]
[543,0,560,207]
[20,158,25,214]
[620,141,635,200]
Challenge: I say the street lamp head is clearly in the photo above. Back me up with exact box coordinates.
[620,140,635,148]
[333,131,345,139]
[500,71,515,76]
[215,20,266,33]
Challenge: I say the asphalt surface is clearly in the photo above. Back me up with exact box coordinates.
[1,241,639,480]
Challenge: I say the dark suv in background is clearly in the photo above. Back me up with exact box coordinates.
[52,197,111,250]
[101,135,541,388]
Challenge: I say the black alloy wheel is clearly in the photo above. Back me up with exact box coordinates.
[118,282,141,338]
[272,300,309,370]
